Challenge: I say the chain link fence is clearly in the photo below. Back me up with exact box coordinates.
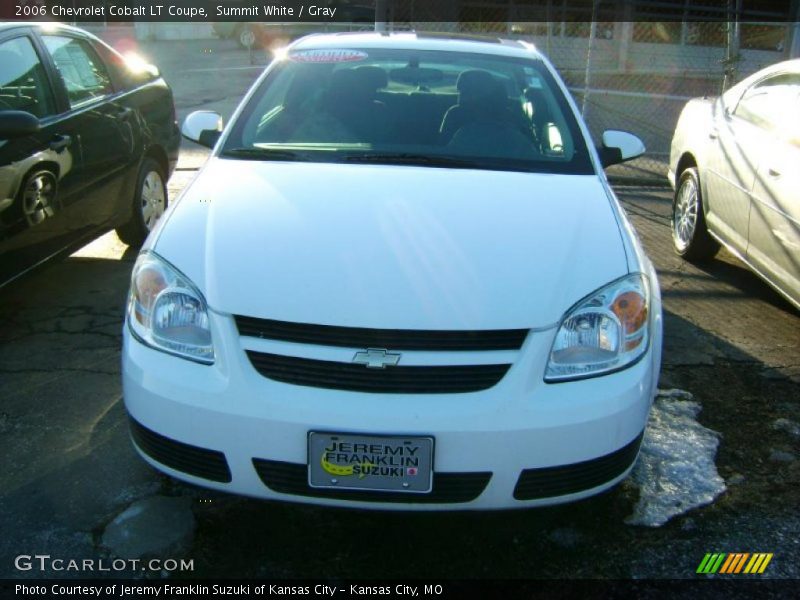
[77,1,798,184]
[388,0,798,184]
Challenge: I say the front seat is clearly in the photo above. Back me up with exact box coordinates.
[324,66,389,143]
[440,70,523,144]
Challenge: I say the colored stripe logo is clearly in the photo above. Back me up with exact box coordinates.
[697,553,773,574]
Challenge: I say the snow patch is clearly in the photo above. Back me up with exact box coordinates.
[101,496,195,559]
[626,388,726,527]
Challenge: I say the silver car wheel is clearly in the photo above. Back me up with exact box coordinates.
[673,176,698,252]
[140,170,166,231]
[22,171,57,226]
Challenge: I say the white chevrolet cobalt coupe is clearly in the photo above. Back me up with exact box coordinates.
[122,33,663,510]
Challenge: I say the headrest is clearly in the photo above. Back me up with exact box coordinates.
[285,71,319,108]
[456,69,505,105]
[354,66,388,91]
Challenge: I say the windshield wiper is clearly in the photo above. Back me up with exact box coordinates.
[342,153,482,169]
[221,147,308,161]
[223,148,485,169]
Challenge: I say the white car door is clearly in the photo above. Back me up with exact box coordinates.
[746,73,800,305]
[703,92,762,255]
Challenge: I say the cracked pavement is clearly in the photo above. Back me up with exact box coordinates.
[0,39,798,580]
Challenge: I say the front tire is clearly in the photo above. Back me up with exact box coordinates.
[672,167,719,262]
[116,158,167,247]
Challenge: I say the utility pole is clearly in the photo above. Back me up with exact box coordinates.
[790,0,800,58]
[581,0,599,118]
[722,0,741,92]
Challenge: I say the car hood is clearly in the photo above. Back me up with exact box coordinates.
[153,159,628,329]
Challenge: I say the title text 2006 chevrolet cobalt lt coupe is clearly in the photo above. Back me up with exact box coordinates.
[122,33,662,510]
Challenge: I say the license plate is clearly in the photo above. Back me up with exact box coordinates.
[308,432,433,493]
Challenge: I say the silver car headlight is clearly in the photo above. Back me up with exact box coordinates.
[127,252,214,364]
[545,273,650,382]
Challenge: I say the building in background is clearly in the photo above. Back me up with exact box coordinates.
[391,0,798,81]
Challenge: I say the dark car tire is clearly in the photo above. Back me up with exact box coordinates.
[116,158,167,247]
[671,167,720,262]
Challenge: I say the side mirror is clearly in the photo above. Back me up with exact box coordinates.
[122,53,160,81]
[127,63,160,85]
[181,110,223,149]
[722,98,736,119]
[0,111,40,139]
[113,52,161,85]
[598,130,645,168]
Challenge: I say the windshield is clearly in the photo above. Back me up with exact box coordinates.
[223,47,594,174]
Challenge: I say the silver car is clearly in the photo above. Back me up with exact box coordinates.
[668,59,799,310]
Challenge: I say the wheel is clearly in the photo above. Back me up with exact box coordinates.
[236,24,259,49]
[116,158,167,247]
[671,167,719,261]
[20,170,58,226]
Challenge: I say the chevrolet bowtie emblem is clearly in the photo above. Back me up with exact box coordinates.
[352,348,401,369]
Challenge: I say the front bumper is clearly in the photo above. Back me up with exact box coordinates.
[122,302,662,511]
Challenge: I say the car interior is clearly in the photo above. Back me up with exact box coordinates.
[252,62,570,159]
[0,42,53,117]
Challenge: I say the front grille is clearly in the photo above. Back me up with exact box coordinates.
[129,417,232,483]
[234,316,528,351]
[245,351,510,393]
[513,432,644,500]
[253,459,491,503]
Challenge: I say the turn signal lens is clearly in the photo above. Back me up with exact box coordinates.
[611,290,648,351]
[132,263,167,326]
[127,252,214,364]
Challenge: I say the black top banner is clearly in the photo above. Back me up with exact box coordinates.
[1,1,797,23]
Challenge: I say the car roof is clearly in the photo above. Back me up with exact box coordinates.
[0,21,98,38]
[726,57,800,96]
[753,57,800,75]
[289,31,543,60]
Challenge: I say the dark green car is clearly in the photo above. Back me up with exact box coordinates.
[0,22,180,287]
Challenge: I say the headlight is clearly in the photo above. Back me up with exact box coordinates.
[127,252,214,364]
[545,273,650,382]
